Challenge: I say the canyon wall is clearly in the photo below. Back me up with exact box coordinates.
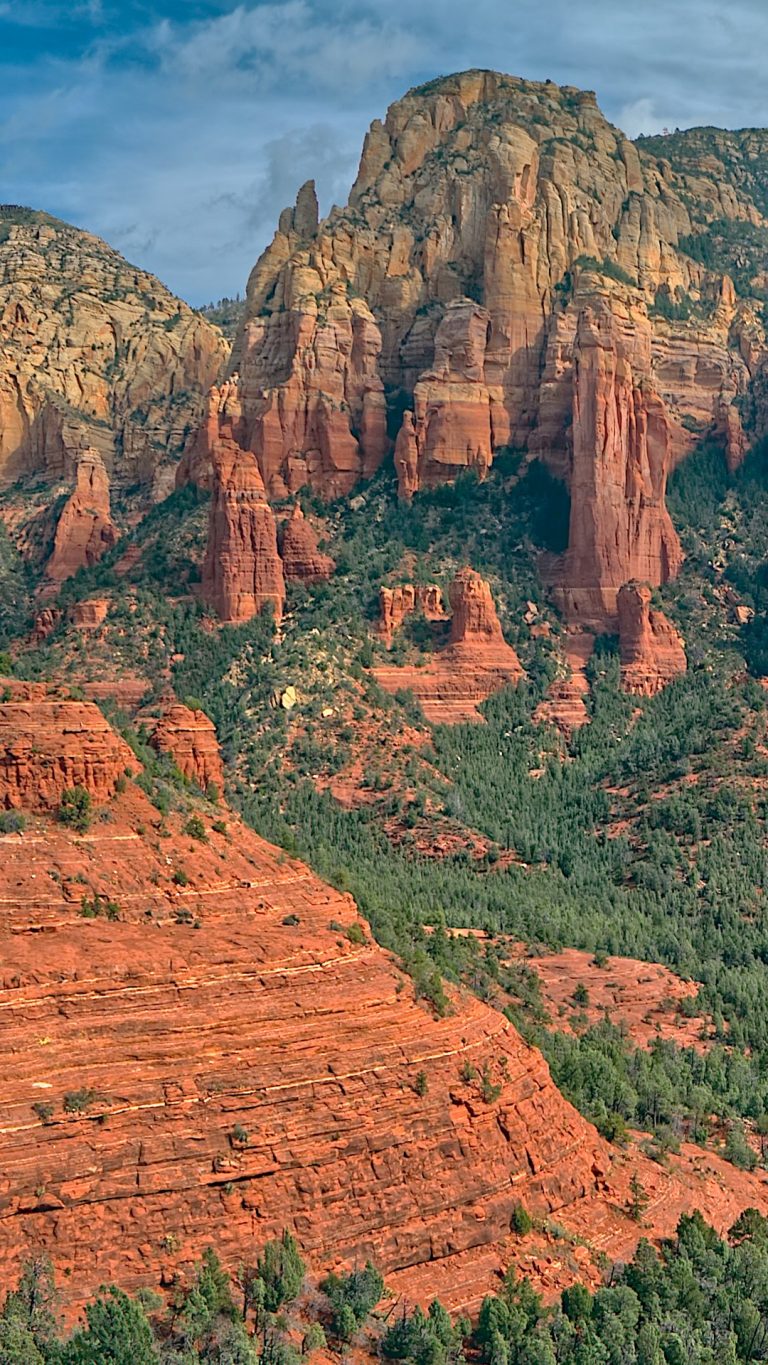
[0,207,227,493]
[2,684,767,1313]
[183,71,768,629]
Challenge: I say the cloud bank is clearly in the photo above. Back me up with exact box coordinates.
[1,0,767,303]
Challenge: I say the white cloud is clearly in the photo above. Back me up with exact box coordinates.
[4,0,768,302]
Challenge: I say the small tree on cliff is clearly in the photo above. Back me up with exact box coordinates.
[256,1230,306,1312]
[59,785,92,832]
[59,1285,157,1364]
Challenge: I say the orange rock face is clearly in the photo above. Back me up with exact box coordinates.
[201,425,285,626]
[69,598,109,631]
[148,703,225,793]
[0,680,134,810]
[0,207,227,493]
[280,504,335,584]
[553,298,683,630]
[2,710,768,1313]
[376,582,447,645]
[45,449,118,585]
[375,569,524,721]
[397,300,494,498]
[617,583,687,696]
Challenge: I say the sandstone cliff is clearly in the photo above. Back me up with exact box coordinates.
[201,420,285,625]
[1,688,767,1313]
[45,449,118,585]
[0,206,227,494]
[189,71,768,627]
[0,680,134,810]
[375,568,524,721]
[551,292,684,629]
[376,582,447,645]
[147,703,225,793]
[280,504,335,584]
[617,582,687,695]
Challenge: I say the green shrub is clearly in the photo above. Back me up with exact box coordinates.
[255,1230,306,1311]
[184,813,207,841]
[59,786,92,832]
[0,810,25,834]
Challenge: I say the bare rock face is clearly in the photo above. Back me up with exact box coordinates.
[397,299,494,498]
[375,568,524,721]
[280,504,335,584]
[448,566,506,643]
[2,713,767,1311]
[553,296,684,630]
[617,583,687,696]
[69,598,109,631]
[45,450,118,585]
[148,703,225,793]
[196,71,768,626]
[0,680,134,810]
[0,207,227,493]
[202,433,285,625]
[376,582,447,645]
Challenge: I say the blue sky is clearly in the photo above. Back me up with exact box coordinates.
[2,0,768,305]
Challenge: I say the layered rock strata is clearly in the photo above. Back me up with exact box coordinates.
[617,583,687,695]
[375,568,524,721]
[551,296,683,630]
[201,427,285,625]
[396,300,494,498]
[194,70,768,626]
[280,504,335,584]
[147,703,225,792]
[0,680,134,810]
[0,206,227,491]
[1,699,767,1313]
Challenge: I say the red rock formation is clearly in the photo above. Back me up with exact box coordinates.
[617,583,687,696]
[534,632,593,738]
[376,582,447,645]
[448,566,504,644]
[280,504,335,584]
[45,449,118,585]
[396,300,494,498]
[30,607,61,643]
[554,298,684,630]
[1,719,768,1312]
[201,428,285,625]
[375,569,524,721]
[69,598,109,631]
[147,703,225,793]
[0,680,134,810]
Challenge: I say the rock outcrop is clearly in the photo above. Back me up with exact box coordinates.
[193,70,768,625]
[0,206,227,492]
[534,632,593,738]
[375,568,524,721]
[396,299,494,498]
[376,582,447,645]
[280,504,335,584]
[69,598,109,631]
[1,705,767,1312]
[552,295,684,630]
[617,583,687,695]
[147,703,225,793]
[201,424,285,626]
[45,450,118,585]
[0,680,134,810]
